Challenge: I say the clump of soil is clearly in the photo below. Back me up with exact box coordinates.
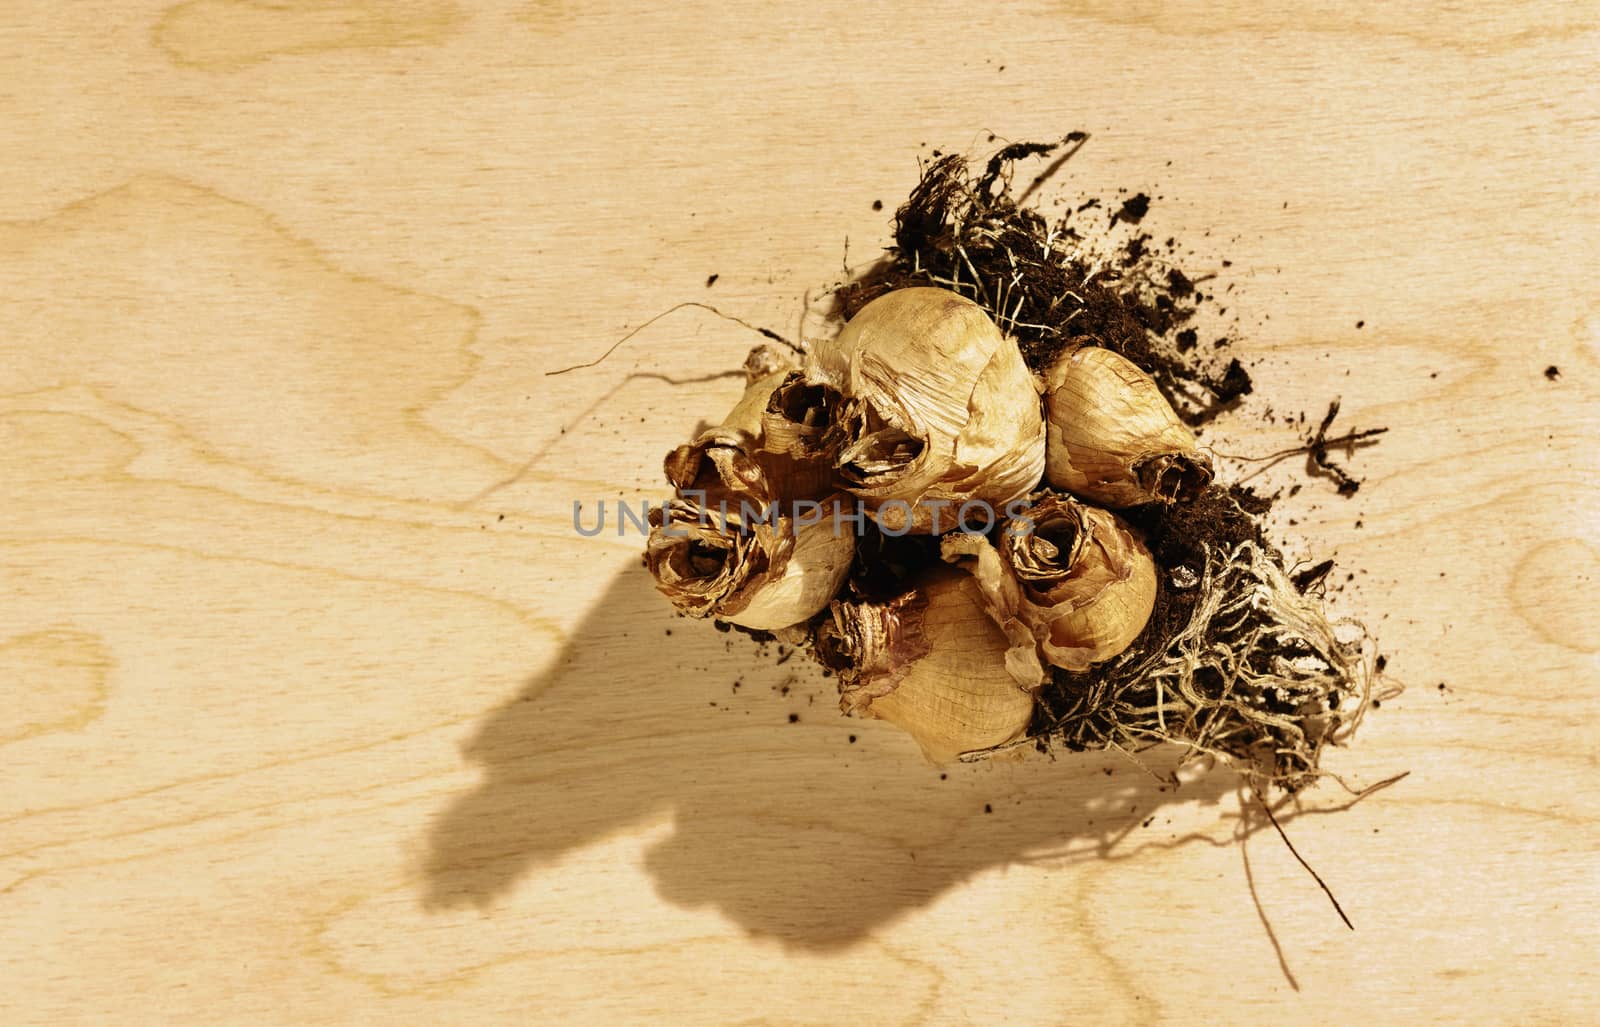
[821,138,1381,791]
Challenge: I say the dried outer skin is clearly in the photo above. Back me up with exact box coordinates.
[743,343,792,382]
[808,288,1046,534]
[730,495,856,630]
[646,497,767,619]
[665,369,837,506]
[760,370,848,462]
[823,567,1035,764]
[1042,346,1212,507]
[942,491,1157,677]
[645,494,855,631]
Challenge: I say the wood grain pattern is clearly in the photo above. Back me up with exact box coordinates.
[2,1,1596,1023]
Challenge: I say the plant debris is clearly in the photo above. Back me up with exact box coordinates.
[1228,399,1388,497]
[1304,400,1387,496]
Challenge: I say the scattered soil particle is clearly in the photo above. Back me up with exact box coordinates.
[1293,559,1336,593]
[1545,365,1561,380]
[1114,192,1152,225]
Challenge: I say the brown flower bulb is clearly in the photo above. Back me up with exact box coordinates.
[942,490,1157,678]
[817,566,1035,764]
[1042,346,1211,507]
[646,494,855,631]
[805,288,1046,533]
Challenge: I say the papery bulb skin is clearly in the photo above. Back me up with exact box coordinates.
[1042,346,1211,507]
[806,288,1046,534]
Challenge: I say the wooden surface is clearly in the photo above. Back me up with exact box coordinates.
[3,2,1597,1023]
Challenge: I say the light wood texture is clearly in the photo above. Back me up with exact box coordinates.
[3,2,1597,1023]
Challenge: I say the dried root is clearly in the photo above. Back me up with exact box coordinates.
[970,539,1378,791]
